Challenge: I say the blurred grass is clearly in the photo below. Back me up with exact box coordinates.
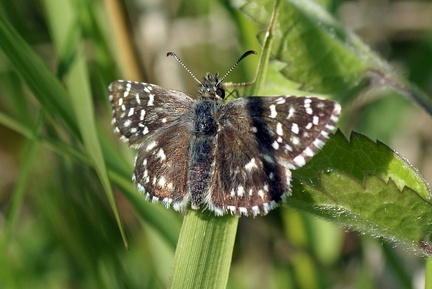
[0,0,431,288]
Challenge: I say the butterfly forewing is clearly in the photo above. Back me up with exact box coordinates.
[244,96,341,169]
[109,80,194,148]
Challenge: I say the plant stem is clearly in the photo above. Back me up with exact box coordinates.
[169,210,239,289]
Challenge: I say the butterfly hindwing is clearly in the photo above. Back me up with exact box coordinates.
[133,120,193,210]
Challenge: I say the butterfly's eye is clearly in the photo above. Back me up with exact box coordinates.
[216,87,225,99]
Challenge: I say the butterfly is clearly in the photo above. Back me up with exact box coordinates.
[109,51,341,216]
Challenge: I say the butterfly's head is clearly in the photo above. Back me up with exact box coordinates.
[166,50,256,101]
[198,73,225,100]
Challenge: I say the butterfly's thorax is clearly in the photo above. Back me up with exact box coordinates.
[193,100,220,136]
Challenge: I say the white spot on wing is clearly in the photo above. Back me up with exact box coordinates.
[321,130,329,139]
[252,206,260,216]
[156,148,166,160]
[304,147,315,157]
[167,182,174,190]
[291,136,300,145]
[262,203,270,214]
[212,207,225,216]
[162,198,172,208]
[258,190,265,200]
[275,97,286,104]
[325,124,335,131]
[136,183,145,193]
[245,158,258,171]
[276,122,283,136]
[313,138,325,149]
[146,141,157,151]
[291,123,299,134]
[158,176,166,187]
[293,155,306,167]
[287,106,295,119]
[239,207,248,216]
[237,186,244,197]
[284,144,293,151]
[148,94,155,106]
[269,104,277,118]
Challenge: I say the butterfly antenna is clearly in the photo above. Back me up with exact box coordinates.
[218,50,257,84]
[167,52,202,85]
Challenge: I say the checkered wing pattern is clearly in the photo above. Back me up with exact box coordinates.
[109,80,194,208]
[207,96,341,216]
[109,71,341,217]
[109,80,193,148]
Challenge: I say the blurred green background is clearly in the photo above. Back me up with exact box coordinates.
[1,0,432,288]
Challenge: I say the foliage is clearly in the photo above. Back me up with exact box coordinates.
[0,0,431,288]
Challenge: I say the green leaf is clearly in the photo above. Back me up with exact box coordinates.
[241,0,432,114]
[241,0,383,93]
[290,131,432,255]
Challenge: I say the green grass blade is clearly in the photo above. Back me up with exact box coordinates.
[169,211,238,289]
[426,259,432,289]
[0,17,79,137]
[42,0,127,246]
[3,112,43,240]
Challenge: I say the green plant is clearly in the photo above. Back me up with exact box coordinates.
[0,0,431,288]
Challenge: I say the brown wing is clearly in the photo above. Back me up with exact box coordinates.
[109,80,193,148]
[207,95,341,216]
